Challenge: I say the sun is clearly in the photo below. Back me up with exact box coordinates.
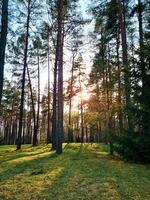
[81,90,91,101]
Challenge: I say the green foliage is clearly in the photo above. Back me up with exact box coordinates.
[114,133,150,163]
[0,136,3,145]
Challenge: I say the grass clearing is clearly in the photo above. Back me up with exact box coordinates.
[0,143,150,200]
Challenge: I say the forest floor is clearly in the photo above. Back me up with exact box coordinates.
[0,143,150,200]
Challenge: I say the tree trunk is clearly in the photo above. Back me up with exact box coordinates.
[106,52,113,154]
[35,49,40,145]
[116,29,123,134]
[26,65,37,146]
[68,54,75,143]
[51,44,58,150]
[137,0,148,134]
[0,0,8,106]
[117,0,133,132]
[47,44,51,144]
[56,0,64,154]
[17,0,31,150]
[79,63,84,143]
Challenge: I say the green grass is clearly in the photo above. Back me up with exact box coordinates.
[0,143,150,200]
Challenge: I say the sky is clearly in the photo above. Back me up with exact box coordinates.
[40,0,95,93]
[4,0,95,112]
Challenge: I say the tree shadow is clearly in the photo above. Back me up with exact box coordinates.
[0,144,79,183]
[34,144,121,199]
[1,144,149,200]
[0,150,51,165]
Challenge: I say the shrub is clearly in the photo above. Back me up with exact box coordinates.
[0,135,4,145]
[113,132,150,163]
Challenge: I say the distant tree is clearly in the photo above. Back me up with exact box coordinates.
[66,28,83,143]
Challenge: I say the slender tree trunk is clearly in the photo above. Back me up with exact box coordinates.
[0,0,8,106]
[47,44,51,144]
[138,0,145,85]
[106,51,113,154]
[68,54,75,143]
[77,109,80,142]
[10,101,14,144]
[35,49,40,145]
[51,47,58,150]
[117,0,133,132]
[79,64,84,143]
[137,0,147,133]
[85,125,88,143]
[17,0,31,150]
[116,30,123,133]
[12,117,17,144]
[56,0,64,154]
[29,111,32,143]
[26,65,37,146]
[102,69,108,144]
[22,115,26,144]
[68,96,72,142]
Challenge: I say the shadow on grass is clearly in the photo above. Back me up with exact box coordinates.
[0,144,82,183]
[41,144,150,200]
[0,150,51,165]
[0,144,150,200]
[0,144,54,165]
[0,148,69,181]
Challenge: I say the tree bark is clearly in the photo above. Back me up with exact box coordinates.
[117,0,133,132]
[17,0,31,150]
[116,29,123,133]
[0,0,8,106]
[35,49,40,145]
[79,63,84,143]
[51,42,58,150]
[26,65,37,146]
[56,0,64,154]
[47,43,51,144]
[137,0,147,133]
[68,54,75,143]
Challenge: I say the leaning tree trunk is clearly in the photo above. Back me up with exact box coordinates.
[0,0,8,106]
[17,0,31,150]
[26,65,37,146]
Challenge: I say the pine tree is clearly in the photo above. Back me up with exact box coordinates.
[0,0,8,106]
